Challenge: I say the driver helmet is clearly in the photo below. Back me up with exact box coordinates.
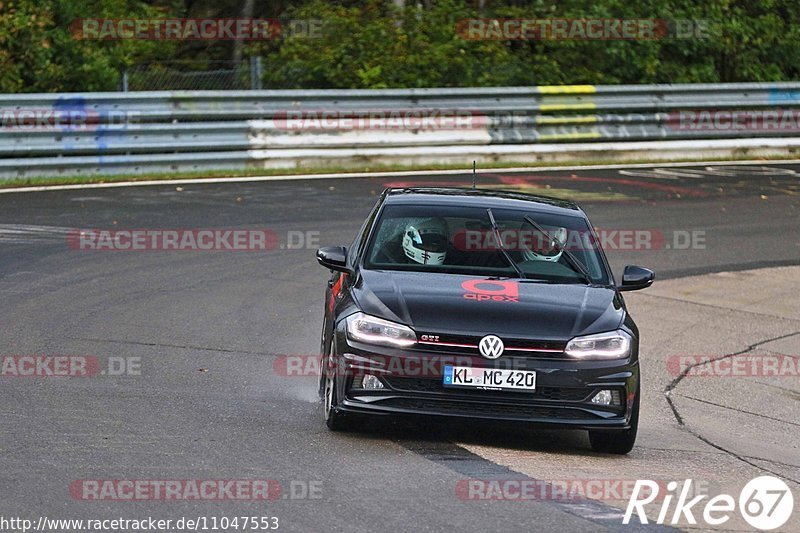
[520,224,567,262]
[402,217,449,265]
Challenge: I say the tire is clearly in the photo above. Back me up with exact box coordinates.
[318,318,329,399]
[317,351,326,399]
[588,385,639,455]
[322,348,353,432]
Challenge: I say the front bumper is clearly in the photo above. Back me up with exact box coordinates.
[332,334,639,431]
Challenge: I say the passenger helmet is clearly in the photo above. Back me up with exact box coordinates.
[402,218,449,265]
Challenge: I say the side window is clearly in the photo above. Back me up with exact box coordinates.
[348,234,360,265]
[349,196,383,265]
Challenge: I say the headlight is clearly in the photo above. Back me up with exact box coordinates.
[345,312,416,347]
[565,330,631,359]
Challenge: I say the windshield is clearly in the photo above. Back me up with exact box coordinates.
[364,203,610,284]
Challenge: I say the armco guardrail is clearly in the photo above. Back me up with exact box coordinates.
[1,83,800,178]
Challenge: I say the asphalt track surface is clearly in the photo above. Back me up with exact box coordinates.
[0,163,798,532]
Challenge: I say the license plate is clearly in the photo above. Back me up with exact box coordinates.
[443,365,536,392]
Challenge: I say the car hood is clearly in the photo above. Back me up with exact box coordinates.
[352,270,624,340]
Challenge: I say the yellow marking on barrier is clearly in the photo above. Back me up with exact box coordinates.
[539,103,598,111]
[537,132,603,141]
[537,85,597,94]
[536,116,598,125]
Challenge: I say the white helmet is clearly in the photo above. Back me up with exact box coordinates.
[402,218,449,265]
[521,225,567,263]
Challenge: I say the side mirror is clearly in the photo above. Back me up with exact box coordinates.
[316,246,352,274]
[618,265,655,292]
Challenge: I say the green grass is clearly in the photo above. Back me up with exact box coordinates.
[1,154,797,190]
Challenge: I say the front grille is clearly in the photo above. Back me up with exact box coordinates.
[383,377,591,402]
[417,332,566,358]
[380,398,592,419]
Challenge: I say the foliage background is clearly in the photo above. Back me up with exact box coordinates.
[0,0,798,92]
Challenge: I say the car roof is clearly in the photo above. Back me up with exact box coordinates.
[383,187,584,216]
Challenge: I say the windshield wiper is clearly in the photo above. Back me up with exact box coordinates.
[486,208,525,279]
[522,215,593,285]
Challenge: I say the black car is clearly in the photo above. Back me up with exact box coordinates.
[316,187,654,454]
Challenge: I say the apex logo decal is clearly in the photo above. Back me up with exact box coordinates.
[462,279,519,303]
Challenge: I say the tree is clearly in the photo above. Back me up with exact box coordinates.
[1,0,798,92]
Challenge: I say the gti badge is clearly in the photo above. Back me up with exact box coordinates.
[479,335,504,359]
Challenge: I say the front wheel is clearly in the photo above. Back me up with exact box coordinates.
[322,349,353,431]
[588,386,639,455]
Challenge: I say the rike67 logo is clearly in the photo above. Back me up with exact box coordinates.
[462,280,519,303]
[625,476,794,530]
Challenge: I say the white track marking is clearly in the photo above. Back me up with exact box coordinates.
[1,159,799,195]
